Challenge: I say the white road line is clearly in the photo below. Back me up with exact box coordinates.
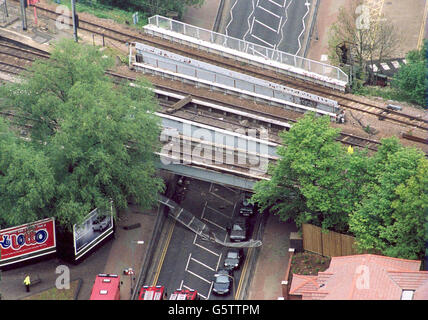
[251,33,275,48]
[206,205,232,219]
[210,192,233,205]
[207,282,214,300]
[190,256,216,271]
[295,1,310,55]
[180,280,184,290]
[223,185,238,194]
[182,283,207,300]
[193,233,221,256]
[216,253,223,272]
[225,0,240,36]
[201,201,207,219]
[268,0,285,8]
[203,217,227,231]
[254,18,278,33]
[257,4,281,19]
[277,0,292,50]
[186,269,212,285]
[185,253,192,270]
[243,1,257,40]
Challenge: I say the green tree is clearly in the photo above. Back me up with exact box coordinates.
[252,113,364,232]
[83,0,205,19]
[0,119,56,227]
[391,41,427,107]
[0,39,164,228]
[349,138,428,259]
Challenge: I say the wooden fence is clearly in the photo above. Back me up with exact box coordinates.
[302,224,361,257]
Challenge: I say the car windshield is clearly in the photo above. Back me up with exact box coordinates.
[232,224,243,231]
[227,252,238,259]
[243,199,250,206]
[216,275,229,284]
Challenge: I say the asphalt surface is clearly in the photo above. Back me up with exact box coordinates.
[151,178,258,300]
[225,0,313,55]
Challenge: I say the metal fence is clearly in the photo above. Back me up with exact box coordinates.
[158,195,262,248]
[147,15,348,84]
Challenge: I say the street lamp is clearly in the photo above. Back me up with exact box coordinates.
[214,273,235,299]
[127,240,145,296]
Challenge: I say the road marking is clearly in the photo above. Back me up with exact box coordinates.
[268,0,285,8]
[257,4,281,19]
[191,256,216,271]
[203,216,227,231]
[206,205,232,219]
[209,191,233,205]
[251,33,275,48]
[295,0,311,55]
[193,233,221,256]
[254,18,279,33]
[216,252,223,271]
[152,218,176,286]
[185,268,212,285]
[235,246,254,299]
[182,283,208,300]
[225,0,240,36]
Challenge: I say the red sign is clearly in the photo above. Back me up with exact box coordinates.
[0,218,56,264]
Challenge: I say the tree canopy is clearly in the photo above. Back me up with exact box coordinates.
[251,113,428,260]
[81,0,205,19]
[0,39,164,228]
[391,41,428,107]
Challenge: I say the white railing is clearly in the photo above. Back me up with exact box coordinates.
[147,15,349,85]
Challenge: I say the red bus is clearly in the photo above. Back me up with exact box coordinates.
[89,274,121,300]
[138,285,166,300]
[169,288,199,300]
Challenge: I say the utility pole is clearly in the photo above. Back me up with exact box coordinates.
[71,0,77,42]
[19,0,27,30]
[2,0,9,18]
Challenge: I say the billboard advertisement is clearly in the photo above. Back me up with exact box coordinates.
[73,204,114,261]
[0,218,56,267]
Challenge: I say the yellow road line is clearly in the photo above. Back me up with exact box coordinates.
[418,0,428,48]
[235,246,254,300]
[152,219,176,286]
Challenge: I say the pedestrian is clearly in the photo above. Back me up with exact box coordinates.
[24,275,31,292]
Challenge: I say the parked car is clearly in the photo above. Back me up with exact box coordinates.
[92,215,110,232]
[224,248,244,270]
[227,217,248,242]
[212,269,233,295]
[239,196,255,217]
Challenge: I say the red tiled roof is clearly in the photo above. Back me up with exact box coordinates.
[289,254,428,300]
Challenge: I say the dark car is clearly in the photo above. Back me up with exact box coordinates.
[212,269,233,295]
[227,217,248,242]
[239,196,255,217]
[224,248,244,270]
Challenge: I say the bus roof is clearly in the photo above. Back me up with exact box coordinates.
[169,289,198,300]
[89,274,120,300]
[138,285,165,300]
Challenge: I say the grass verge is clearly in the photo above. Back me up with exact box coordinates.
[48,0,148,28]
[22,279,81,300]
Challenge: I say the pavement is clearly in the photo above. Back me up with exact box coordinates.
[0,1,295,301]
[306,0,428,63]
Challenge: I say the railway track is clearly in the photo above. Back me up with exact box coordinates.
[15,1,427,132]
[0,35,420,155]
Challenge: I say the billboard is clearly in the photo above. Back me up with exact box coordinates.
[73,204,114,261]
[0,218,56,267]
